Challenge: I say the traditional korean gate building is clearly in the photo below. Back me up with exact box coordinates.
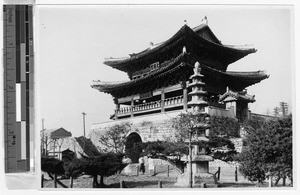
[90,21,269,154]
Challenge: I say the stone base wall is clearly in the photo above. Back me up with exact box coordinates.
[90,110,183,151]
[90,110,245,153]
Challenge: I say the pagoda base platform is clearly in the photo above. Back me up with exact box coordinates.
[175,172,219,188]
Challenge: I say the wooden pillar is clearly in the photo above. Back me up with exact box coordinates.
[120,180,125,188]
[53,139,56,159]
[167,165,170,177]
[269,175,273,187]
[69,176,74,188]
[182,81,188,111]
[54,174,57,188]
[114,98,119,119]
[235,166,238,182]
[41,174,44,188]
[115,104,120,119]
[158,181,162,188]
[217,167,221,181]
[161,88,165,113]
[131,97,134,118]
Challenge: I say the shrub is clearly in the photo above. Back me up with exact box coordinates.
[41,157,65,176]
[236,115,292,184]
[80,152,126,187]
[63,159,84,179]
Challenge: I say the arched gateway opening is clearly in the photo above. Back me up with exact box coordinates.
[125,132,142,163]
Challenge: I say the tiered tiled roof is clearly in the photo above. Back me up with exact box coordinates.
[92,53,188,98]
[93,22,268,99]
[103,24,256,73]
[92,53,268,98]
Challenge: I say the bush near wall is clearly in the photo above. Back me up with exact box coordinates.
[209,116,240,138]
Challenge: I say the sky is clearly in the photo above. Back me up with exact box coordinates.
[36,4,293,138]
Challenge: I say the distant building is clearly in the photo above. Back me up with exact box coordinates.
[41,127,72,159]
[61,149,75,161]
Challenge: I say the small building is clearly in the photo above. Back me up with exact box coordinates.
[41,127,72,159]
[61,149,75,162]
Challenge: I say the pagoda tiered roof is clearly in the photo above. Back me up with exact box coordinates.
[219,89,256,103]
[104,24,256,73]
[92,53,269,98]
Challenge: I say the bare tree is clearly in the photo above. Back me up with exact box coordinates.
[96,122,131,153]
[273,107,280,117]
[40,129,54,156]
[265,108,271,116]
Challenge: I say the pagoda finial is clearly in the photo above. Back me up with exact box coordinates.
[201,16,208,25]
[184,19,188,26]
[194,62,201,74]
[182,46,186,54]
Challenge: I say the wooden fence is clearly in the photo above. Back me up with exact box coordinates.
[213,166,239,182]
[41,174,73,188]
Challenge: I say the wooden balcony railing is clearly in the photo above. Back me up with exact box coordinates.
[116,95,184,116]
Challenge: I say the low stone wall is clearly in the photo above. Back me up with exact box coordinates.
[208,106,235,118]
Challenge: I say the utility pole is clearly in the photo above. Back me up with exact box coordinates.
[189,129,193,188]
[82,112,86,137]
[280,102,288,117]
[42,118,45,156]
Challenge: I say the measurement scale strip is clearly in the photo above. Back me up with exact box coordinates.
[3,4,33,173]
[4,5,17,173]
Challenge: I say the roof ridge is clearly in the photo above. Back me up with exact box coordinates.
[104,24,255,70]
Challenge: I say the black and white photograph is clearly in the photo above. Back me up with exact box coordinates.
[35,3,294,189]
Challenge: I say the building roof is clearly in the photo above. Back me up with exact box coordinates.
[93,53,187,98]
[42,127,72,139]
[192,23,221,44]
[219,89,256,103]
[103,24,256,73]
[92,53,269,98]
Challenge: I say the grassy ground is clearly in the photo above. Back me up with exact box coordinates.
[43,173,179,188]
[42,164,291,189]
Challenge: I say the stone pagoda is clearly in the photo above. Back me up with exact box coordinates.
[189,62,216,187]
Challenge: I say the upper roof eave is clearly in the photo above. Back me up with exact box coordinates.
[192,23,221,44]
[103,24,256,71]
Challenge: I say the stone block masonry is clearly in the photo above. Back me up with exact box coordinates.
[89,110,183,151]
[89,110,245,153]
